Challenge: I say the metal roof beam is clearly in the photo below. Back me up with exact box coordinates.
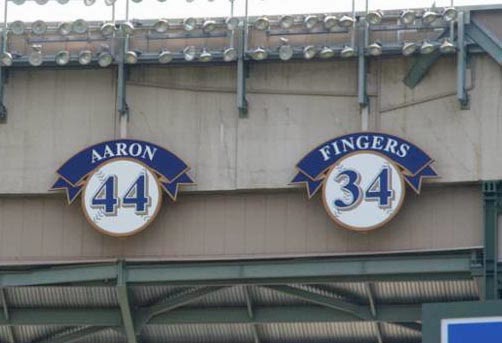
[0,289,15,343]
[466,19,502,65]
[116,262,137,343]
[244,286,261,343]
[0,305,421,326]
[35,327,109,343]
[263,285,371,320]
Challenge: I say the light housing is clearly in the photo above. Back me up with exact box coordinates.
[304,15,319,30]
[35,0,49,4]
[402,41,417,56]
[339,15,355,27]
[84,0,96,5]
[10,21,25,35]
[319,46,335,59]
[73,19,89,34]
[55,50,70,65]
[158,50,173,64]
[0,52,13,67]
[279,15,294,29]
[340,45,356,58]
[98,49,113,67]
[32,20,48,35]
[225,17,240,31]
[202,20,217,33]
[223,47,237,62]
[29,45,43,66]
[442,7,458,22]
[422,10,438,25]
[254,17,270,31]
[105,0,117,5]
[199,48,213,62]
[323,15,338,29]
[12,0,26,4]
[278,38,294,61]
[250,47,268,61]
[57,0,70,3]
[183,17,197,31]
[303,45,317,59]
[439,39,456,53]
[58,22,72,36]
[366,10,384,25]
[121,22,135,35]
[100,23,116,36]
[420,40,436,54]
[153,19,169,33]
[400,10,416,25]
[183,46,197,61]
[125,51,138,64]
[78,50,92,65]
[368,42,382,56]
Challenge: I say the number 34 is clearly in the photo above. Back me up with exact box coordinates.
[334,167,394,210]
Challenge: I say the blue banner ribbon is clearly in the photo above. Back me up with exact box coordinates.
[291,132,438,197]
[51,139,194,203]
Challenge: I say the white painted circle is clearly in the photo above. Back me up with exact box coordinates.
[82,159,161,237]
[322,152,405,232]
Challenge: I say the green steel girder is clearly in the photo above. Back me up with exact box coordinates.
[0,250,479,287]
[466,19,502,65]
[403,50,442,89]
[116,262,137,343]
[35,327,109,343]
[0,305,422,326]
[244,286,261,343]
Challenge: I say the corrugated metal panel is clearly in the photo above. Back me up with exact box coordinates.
[261,322,377,342]
[78,328,126,343]
[250,286,311,306]
[142,324,254,343]
[13,325,77,342]
[0,327,13,343]
[6,287,118,308]
[380,322,422,342]
[372,280,479,303]
[187,286,247,307]
[130,285,194,306]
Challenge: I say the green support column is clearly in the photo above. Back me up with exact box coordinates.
[482,181,502,300]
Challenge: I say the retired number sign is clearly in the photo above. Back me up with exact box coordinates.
[51,140,194,237]
[292,132,438,232]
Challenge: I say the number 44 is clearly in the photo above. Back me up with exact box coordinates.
[91,174,151,215]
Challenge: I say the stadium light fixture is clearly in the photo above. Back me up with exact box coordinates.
[368,42,382,56]
[202,20,217,33]
[278,38,294,61]
[422,10,438,25]
[339,15,355,27]
[183,46,197,61]
[199,48,213,62]
[366,10,384,25]
[98,46,113,67]
[105,0,117,5]
[442,7,457,22]
[223,47,237,62]
[183,18,197,31]
[158,50,173,64]
[439,39,456,53]
[0,53,13,67]
[250,47,268,60]
[132,0,143,2]
[340,45,356,58]
[32,20,48,35]
[35,0,49,4]
[319,46,335,59]
[100,23,116,36]
[55,50,71,65]
[402,41,417,56]
[28,45,43,66]
[57,0,70,4]
[304,15,319,30]
[10,21,25,35]
[400,10,416,25]
[58,22,72,36]
[84,0,96,6]
[420,40,436,54]
[125,51,138,64]
[121,22,135,35]
[279,15,294,29]
[153,19,169,33]
[323,15,338,29]
[254,16,270,31]
[73,19,89,34]
[78,50,93,65]
[303,45,317,59]
[225,17,240,30]
[12,0,26,5]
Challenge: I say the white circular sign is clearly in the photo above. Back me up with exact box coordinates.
[82,159,162,237]
[322,152,405,232]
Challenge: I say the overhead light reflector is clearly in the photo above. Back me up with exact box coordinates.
[368,42,382,56]
[420,40,436,54]
[303,45,317,59]
[439,39,456,53]
[100,23,116,36]
[279,15,294,29]
[0,52,13,67]
[58,22,72,36]
[32,20,48,35]
[183,17,197,31]
[121,22,135,35]
[250,47,268,61]
[183,46,197,61]
[341,45,356,58]
[73,19,89,34]
[319,46,335,59]
[223,47,237,62]
[366,10,384,25]
[78,50,92,65]
[323,15,338,29]
[199,48,213,62]
[422,10,438,25]
[254,17,270,31]
[125,51,138,64]
[400,10,416,25]
[55,50,70,65]
[339,15,355,27]
[442,7,458,22]
[402,41,417,56]
[10,21,25,35]
[225,17,240,30]
[29,45,43,66]
[98,51,113,67]
[304,15,319,30]
[35,0,49,4]
[153,19,169,33]
[202,20,217,33]
[158,50,173,64]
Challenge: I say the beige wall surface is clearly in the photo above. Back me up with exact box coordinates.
[0,185,482,263]
[0,55,500,194]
